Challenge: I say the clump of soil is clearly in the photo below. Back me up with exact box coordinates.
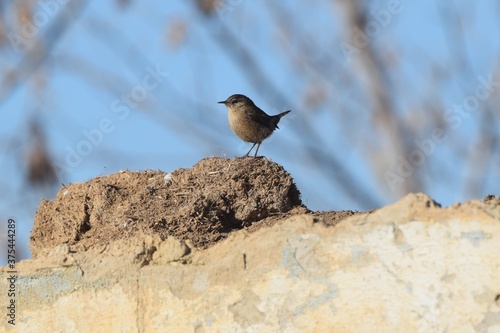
[30,157,307,257]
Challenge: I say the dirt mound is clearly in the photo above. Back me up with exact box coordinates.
[30,157,309,257]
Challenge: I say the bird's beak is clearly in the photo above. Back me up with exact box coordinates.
[218,100,226,104]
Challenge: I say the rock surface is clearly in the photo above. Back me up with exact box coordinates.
[2,158,500,332]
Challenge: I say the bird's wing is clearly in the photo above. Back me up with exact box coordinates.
[245,106,273,128]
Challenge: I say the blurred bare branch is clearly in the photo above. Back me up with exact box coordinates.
[26,120,56,187]
[0,0,89,102]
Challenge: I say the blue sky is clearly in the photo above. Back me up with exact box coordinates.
[1,0,499,264]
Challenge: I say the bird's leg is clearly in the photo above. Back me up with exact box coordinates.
[244,143,257,157]
[253,142,262,157]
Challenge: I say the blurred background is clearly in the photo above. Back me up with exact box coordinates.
[1,0,499,264]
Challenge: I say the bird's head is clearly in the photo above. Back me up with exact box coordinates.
[218,94,255,110]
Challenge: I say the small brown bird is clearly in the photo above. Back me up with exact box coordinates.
[218,94,291,157]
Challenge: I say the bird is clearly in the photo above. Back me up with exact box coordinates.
[218,94,291,157]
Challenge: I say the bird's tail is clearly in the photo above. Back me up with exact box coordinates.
[277,110,291,119]
[273,110,291,129]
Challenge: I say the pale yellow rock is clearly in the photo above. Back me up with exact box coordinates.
[2,193,500,332]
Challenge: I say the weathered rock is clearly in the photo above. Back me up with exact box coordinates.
[2,193,500,332]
